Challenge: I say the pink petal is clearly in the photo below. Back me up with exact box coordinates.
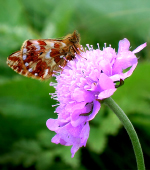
[118,38,130,53]
[87,100,100,121]
[65,101,86,112]
[71,141,80,158]
[80,122,90,144]
[110,62,138,81]
[98,88,116,100]
[99,73,115,90]
[46,119,59,131]
[72,88,94,102]
[51,134,61,144]
[113,52,137,74]
[132,42,147,53]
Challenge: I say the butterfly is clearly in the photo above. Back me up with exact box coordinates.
[6,31,81,80]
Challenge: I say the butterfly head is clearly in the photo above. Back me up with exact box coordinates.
[65,30,80,45]
[69,30,80,44]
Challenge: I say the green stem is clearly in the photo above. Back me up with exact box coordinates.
[103,97,145,170]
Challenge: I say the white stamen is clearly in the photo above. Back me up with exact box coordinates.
[34,73,38,76]
[86,44,93,51]
[80,45,84,51]
[90,45,93,50]
[49,82,57,86]
[86,44,90,50]
[104,43,106,48]
[97,43,100,49]
[52,103,59,107]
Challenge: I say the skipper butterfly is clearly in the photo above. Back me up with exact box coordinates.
[7,31,81,80]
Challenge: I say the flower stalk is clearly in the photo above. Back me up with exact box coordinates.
[104,97,145,170]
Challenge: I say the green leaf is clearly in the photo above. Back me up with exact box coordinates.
[59,146,81,168]
[41,1,79,38]
[35,151,54,170]
[88,126,107,153]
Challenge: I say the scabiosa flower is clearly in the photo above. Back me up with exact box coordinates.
[46,38,146,157]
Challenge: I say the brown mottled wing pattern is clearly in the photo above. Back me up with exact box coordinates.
[7,39,68,80]
[7,31,81,80]
[7,51,27,75]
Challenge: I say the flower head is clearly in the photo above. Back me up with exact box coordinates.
[46,38,146,157]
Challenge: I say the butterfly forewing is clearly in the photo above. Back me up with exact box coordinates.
[7,31,81,80]
[21,39,68,79]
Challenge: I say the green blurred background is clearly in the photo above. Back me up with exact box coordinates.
[0,0,150,169]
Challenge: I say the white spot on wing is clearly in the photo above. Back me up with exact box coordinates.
[30,40,39,44]
[23,48,27,53]
[49,42,54,48]
[43,68,49,78]
[45,49,52,59]
[23,54,27,60]
[60,55,64,58]
[34,44,41,51]
[28,68,33,72]
[30,40,42,51]
[61,42,66,47]
[25,62,29,66]
[35,73,38,76]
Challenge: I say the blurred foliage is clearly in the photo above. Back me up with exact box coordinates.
[0,0,150,169]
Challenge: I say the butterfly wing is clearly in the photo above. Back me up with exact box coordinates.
[7,39,68,80]
[7,50,29,76]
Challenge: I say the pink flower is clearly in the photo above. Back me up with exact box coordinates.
[46,38,146,157]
